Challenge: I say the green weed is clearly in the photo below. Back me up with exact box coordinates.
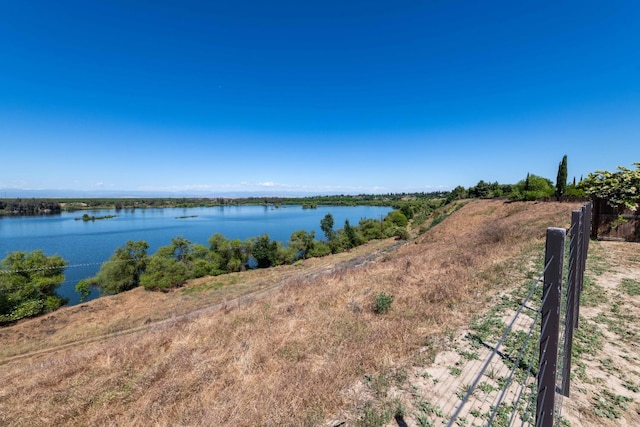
[593,390,633,419]
[619,278,640,296]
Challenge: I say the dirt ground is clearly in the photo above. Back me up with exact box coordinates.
[561,241,640,426]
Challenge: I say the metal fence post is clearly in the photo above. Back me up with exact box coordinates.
[537,227,566,427]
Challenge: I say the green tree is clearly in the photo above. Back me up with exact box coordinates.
[468,180,492,198]
[556,155,568,200]
[359,218,385,241]
[289,230,316,259]
[320,213,336,241]
[510,174,555,201]
[140,255,188,291]
[308,241,331,257]
[446,185,468,204]
[89,240,149,295]
[75,279,91,303]
[0,250,68,322]
[249,234,279,268]
[343,219,360,249]
[385,210,408,227]
[385,225,410,240]
[581,163,640,210]
[168,236,191,264]
[208,233,248,272]
[189,243,222,277]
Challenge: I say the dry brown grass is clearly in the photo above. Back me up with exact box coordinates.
[0,200,581,426]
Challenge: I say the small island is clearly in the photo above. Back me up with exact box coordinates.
[76,214,118,222]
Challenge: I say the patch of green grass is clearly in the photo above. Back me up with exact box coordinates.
[573,319,603,358]
[623,380,640,393]
[592,390,633,419]
[477,381,498,394]
[558,416,572,427]
[363,372,391,398]
[484,365,499,380]
[458,349,480,361]
[599,357,621,375]
[456,383,472,400]
[393,398,406,418]
[455,416,468,426]
[593,310,638,343]
[413,398,445,427]
[619,278,640,296]
[358,402,392,427]
[415,415,433,427]
[470,315,506,343]
[394,368,408,386]
[489,403,514,427]
[580,276,608,306]
[449,367,462,377]
[182,276,237,295]
[586,251,609,276]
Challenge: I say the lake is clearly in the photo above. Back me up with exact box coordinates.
[0,205,392,305]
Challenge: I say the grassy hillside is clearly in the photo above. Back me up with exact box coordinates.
[1,200,607,426]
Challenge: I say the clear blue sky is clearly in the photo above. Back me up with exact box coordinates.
[1,1,639,196]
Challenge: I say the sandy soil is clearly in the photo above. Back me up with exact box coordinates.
[561,241,640,426]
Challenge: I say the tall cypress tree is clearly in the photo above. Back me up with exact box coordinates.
[556,155,568,200]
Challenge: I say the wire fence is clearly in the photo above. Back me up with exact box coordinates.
[439,202,592,427]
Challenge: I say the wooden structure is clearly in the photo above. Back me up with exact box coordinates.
[591,198,640,242]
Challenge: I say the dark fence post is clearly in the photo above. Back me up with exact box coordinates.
[583,202,592,265]
[590,198,599,240]
[537,227,566,427]
[574,207,585,330]
[575,203,591,328]
[561,211,581,397]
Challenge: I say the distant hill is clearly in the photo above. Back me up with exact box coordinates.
[0,188,336,199]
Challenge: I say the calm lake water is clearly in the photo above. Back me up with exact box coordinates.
[0,205,391,305]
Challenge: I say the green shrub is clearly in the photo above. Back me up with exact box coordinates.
[140,255,187,291]
[373,292,394,314]
[385,210,408,227]
[385,226,410,240]
[308,241,332,257]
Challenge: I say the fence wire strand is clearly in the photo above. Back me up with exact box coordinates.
[446,256,554,426]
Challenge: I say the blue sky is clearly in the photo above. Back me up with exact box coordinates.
[1,1,639,196]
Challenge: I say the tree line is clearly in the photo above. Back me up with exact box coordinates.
[75,211,411,297]
[1,192,448,215]
[446,155,587,203]
[0,199,62,215]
